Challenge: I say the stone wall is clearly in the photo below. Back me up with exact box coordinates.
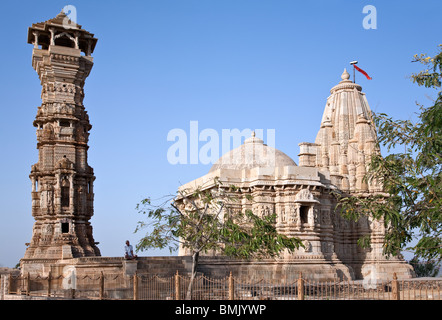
[21,256,193,278]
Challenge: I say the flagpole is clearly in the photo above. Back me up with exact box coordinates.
[353,65,355,83]
[350,61,358,83]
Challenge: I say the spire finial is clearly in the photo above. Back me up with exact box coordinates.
[341,68,350,81]
[245,130,264,144]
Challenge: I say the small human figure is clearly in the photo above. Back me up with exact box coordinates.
[124,240,138,260]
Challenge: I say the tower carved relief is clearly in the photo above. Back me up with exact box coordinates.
[23,11,100,262]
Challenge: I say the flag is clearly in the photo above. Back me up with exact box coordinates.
[353,65,372,80]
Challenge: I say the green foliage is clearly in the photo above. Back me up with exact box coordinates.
[335,45,442,262]
[409,257,440,278]
[134,178,303,264]
[135,179,303,299]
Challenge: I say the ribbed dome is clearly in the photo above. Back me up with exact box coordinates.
[209,133,296,172]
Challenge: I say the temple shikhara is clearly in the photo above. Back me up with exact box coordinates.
[20,11,414,281]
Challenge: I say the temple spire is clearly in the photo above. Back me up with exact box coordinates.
[298,69,379,193]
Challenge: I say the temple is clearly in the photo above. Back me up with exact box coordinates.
[176,69,414,281]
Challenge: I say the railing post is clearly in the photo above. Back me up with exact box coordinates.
[133,272,138,300]
[99,271,104,300]
[228,272,234,300]
[175,271,180,300]
[47,271,52,297]
[0,275,4,299]
[298,272,304,300]
[26,272,30,296]
[392,273,400,300]
[8,274,12,295]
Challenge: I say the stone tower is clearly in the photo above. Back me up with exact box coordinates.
[22,11,100,267]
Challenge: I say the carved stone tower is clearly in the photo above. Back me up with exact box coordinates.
[299,68,381,193]
[22,11,100,266]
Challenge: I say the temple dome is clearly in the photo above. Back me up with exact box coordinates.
[209,132,296,172]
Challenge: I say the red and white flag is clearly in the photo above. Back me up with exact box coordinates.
[353,65,372,80]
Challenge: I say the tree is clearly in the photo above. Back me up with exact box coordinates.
[335,45,442,264]
[409,258,440,278]
[134,178,303,300]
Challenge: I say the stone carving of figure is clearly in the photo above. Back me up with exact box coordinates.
[42,123,55,140]
[313,207,320,224]
[289,205,298,224]
[303,240,312,253]
[321,210,331,225]
[264,206,270,216]
[47,189,54,214]
[296,189,314,201]
[258,205,271,217]
[60,103,68,113]
[280,208,286,222]
[44,224,53,235]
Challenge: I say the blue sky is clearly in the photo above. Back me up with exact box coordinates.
[0,0,440,267]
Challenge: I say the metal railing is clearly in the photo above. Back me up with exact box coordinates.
[3,272,441,300]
